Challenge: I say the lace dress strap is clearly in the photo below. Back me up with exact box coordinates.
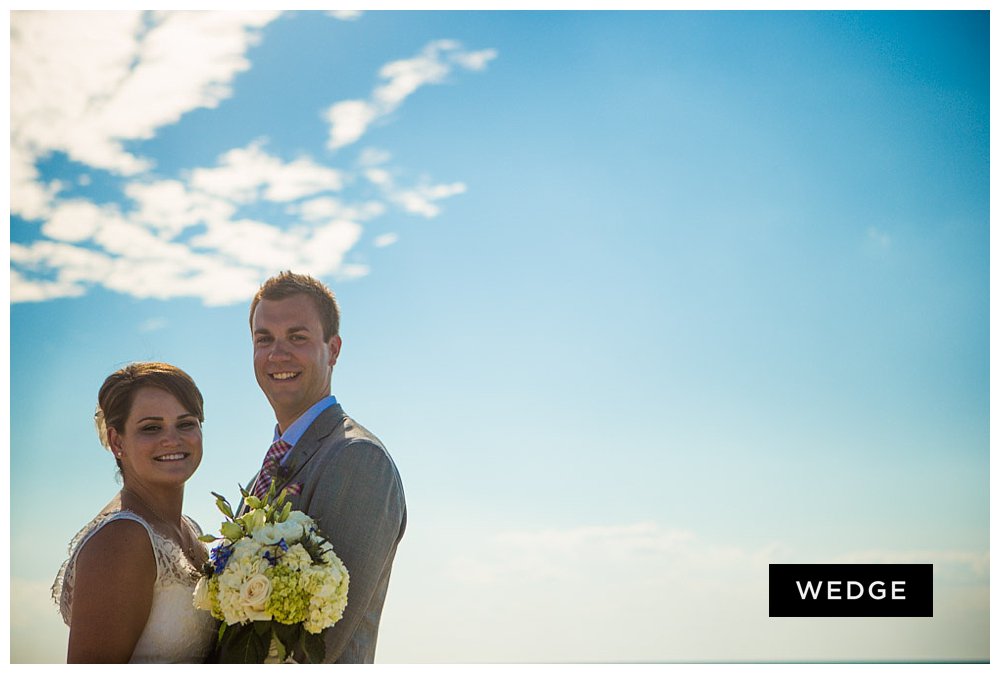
[51,510,177,626]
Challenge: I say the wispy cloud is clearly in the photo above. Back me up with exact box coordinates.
[138,317,168,333]
[189,141,345,204]
[10,13,497,306]
[394,521,989,663]
[866,226,892,249]
[374,233,399,248]
[328,10,363,22]
[11,577,70,663]
[365,167,467,218]
[325,40,498,150]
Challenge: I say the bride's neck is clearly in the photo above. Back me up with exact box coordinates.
[120,482,184,522]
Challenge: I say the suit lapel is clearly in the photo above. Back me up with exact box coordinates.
[238,405,347,514]
[276,404,347,489]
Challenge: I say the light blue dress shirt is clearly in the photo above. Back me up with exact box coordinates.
[274,395,338,465]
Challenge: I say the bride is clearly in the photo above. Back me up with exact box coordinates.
[52,362,218,663]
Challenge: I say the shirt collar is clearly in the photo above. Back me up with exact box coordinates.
[273,395,338,449]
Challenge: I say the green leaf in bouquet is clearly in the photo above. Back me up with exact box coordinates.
[272,622,298,654]
[300,630,326,664]
[198,534,220,543]
[220,521,243,540]
[245,495,262,510]
[238,483,250,498]
[220,624,266,664]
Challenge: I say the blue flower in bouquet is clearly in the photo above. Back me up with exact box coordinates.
[209,543,234,573]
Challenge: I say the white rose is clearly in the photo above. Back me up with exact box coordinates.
[228,538,259,563]
[192,576,212,610]
[239,573,272,620]
[284,510,314,530]
[274,519,307,543]
[253,524,283,546]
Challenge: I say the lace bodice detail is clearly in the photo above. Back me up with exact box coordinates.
[51,510,218,663]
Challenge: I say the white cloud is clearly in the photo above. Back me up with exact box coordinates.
[395,182,466,218]
[138,317,168,333]
[867,227,891,248]
[11,241,112,302]
[450,48,499,72]
[10,14,483,307]
[294,197,386,223]
[125,179,236,238]
[374,233,399,247]
[358,147,392,166]
[297,220,364,276]
[190,218,302,270]
[11,577,70,663]
[382,521,988,663]
[10,145,59,221]
[326,100,380,151]
[189,142,344,204]
[373,40,454,110]
[335,264,370,280]
[326,40,498,150]
[10,11,280,181]
[40,200,109,243]
[10,268,87,303]
[328,10,362,21]
[364,167,466,218]
[364,167,393,186]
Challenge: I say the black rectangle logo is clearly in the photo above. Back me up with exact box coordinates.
[769,564,933,617]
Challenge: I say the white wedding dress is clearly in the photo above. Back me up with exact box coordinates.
[52,510,218,663]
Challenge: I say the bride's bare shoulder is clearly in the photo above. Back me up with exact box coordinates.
[75,516,156,574]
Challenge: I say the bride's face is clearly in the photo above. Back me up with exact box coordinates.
[110,387,203,488]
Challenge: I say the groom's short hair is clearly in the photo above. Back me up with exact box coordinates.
[250,271,341,341]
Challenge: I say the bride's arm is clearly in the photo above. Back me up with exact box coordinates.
[66,519,157,663]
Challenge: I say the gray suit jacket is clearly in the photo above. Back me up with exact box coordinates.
[248,404,407,663]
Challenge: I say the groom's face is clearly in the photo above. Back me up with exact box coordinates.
[252,294,342,431]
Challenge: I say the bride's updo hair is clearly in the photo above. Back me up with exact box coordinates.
[95,362,205,468]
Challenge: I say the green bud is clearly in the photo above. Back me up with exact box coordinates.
[243,508,266,532]
[211,492,235,518]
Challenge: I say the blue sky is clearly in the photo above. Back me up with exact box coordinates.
[9,10,989,663]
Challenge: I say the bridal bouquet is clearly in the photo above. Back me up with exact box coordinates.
[193,482,349,663]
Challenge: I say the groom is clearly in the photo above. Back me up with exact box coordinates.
[246,270,406,663]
